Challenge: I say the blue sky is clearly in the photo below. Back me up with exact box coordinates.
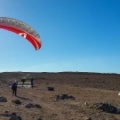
[0,0,120,73]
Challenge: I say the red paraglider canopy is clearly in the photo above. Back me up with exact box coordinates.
[0,17,41,50]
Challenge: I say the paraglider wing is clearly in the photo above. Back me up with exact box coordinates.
[0,17,41,50]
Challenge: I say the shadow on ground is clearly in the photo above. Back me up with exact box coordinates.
[16,96,32,101]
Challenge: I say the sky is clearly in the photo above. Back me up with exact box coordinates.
[0,0,120,73]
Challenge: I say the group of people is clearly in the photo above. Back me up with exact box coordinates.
[11,77,34,96]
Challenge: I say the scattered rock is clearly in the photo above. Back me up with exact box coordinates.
[0,111,10,117]
[93,102,119,114]
[25,103,42,109]
[84,117,92,120]
[47,87,54,91]
[12,99,22,105]
[84,102,89,106]
[0,96,7,102]
[1,112,22,120]
[25,103,34,108]
[9,112,22,120]
[5,110,9,113]
[34,104,42,108]
[37,118,42,120]
[0,112,11,117]
[55,94,75,101]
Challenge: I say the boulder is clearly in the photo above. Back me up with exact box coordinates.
[25,103,42,109]
[55,94,75,101]
[12,99,22,105]
[9,113,22,120]
[47,87,54,91]
[0,96,7,102]
[25,103,34,108]
[93,102,118,114]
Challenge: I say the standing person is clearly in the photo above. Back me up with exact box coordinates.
[11,80,17,96]
[30,78,34,88]
[21,78,26,85]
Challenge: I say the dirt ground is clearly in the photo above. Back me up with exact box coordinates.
[0,72,120,120]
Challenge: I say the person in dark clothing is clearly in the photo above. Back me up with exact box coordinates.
[12,80,17,96]
[30,78,34,88]
[21,79,26,85]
